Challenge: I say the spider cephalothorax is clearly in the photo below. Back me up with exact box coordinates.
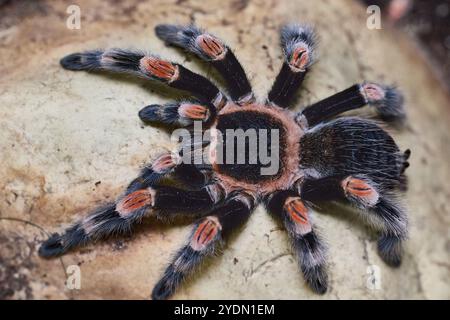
[39,23,410,300]
[212,103,303,194]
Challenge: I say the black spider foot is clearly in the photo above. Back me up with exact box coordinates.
[60,51,102,71]
[38,233,66,258]
[377,234,403,267]
[302,264,328,295]
[401,149,411,173]
[151,271,178,300]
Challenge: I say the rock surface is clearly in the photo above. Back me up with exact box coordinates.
[0,0,449,299]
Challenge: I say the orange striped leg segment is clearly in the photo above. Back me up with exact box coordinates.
[196,34,227,60]
[140,56,179,82]
[116,188,154,217]
[361,82,385,102]
[178,103,210,121]
[289,45,310,73]
[341,176,379,207]
[151,153,179,174]
[284,196,312,235]
[190,217,221,251]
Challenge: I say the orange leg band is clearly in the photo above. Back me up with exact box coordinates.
[190,217,221,251]
[116,189,153,217]
[284,197,312,235]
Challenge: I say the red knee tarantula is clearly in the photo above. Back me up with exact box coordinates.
[39,23,410,299]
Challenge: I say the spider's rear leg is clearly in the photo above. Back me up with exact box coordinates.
[38,153,215,258]
[151,194,254,300]
[301,175,408,267]
[266,191,328,294]
[60,49,226,108]
[139,101,216,128]
[298,82,405,127]
[155,24,253,103]
[268,24,317,108]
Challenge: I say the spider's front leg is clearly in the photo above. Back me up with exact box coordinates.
[268,24,317,108]
[60,49,226,108]
[138,100,216,128]
[38,153,216,258]
[155,24,253,103]
[265,191,328,294]
[151,194,254,300]
[301,175,408,267]
[298,82,405,127]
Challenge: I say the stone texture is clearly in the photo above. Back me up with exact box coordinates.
[0,0,449,300]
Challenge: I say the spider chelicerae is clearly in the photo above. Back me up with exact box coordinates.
[39,23,410,300]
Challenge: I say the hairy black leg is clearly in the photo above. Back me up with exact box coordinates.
[300,175,408,267]
[38,183,223,258]
[268,24,317,108]
[38,196,152,258]
[265,191,328,294]
[155,24,253,103]
[151,194,254,300]
[126,154,208,192]
[151,183,224,217]
[138,100,216,128]
[38,153,212,258]
[299,82,405,127]
[60,49,226,107]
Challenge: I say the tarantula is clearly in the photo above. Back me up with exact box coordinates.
[39,23,410,300]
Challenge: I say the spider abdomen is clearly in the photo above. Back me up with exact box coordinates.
[299,118,404,188]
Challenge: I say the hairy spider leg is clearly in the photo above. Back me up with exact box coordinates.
[151,196,254,300]
[266,191,328,294]
[155,24,253,103]
[268,24,317,108]
[138,100,216,128]
[60,49,226,108]
[301,175,407,267]
[38,153,220,258]
[299,82,405,127]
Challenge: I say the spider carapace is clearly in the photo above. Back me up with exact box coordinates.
[39,23,410,299]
